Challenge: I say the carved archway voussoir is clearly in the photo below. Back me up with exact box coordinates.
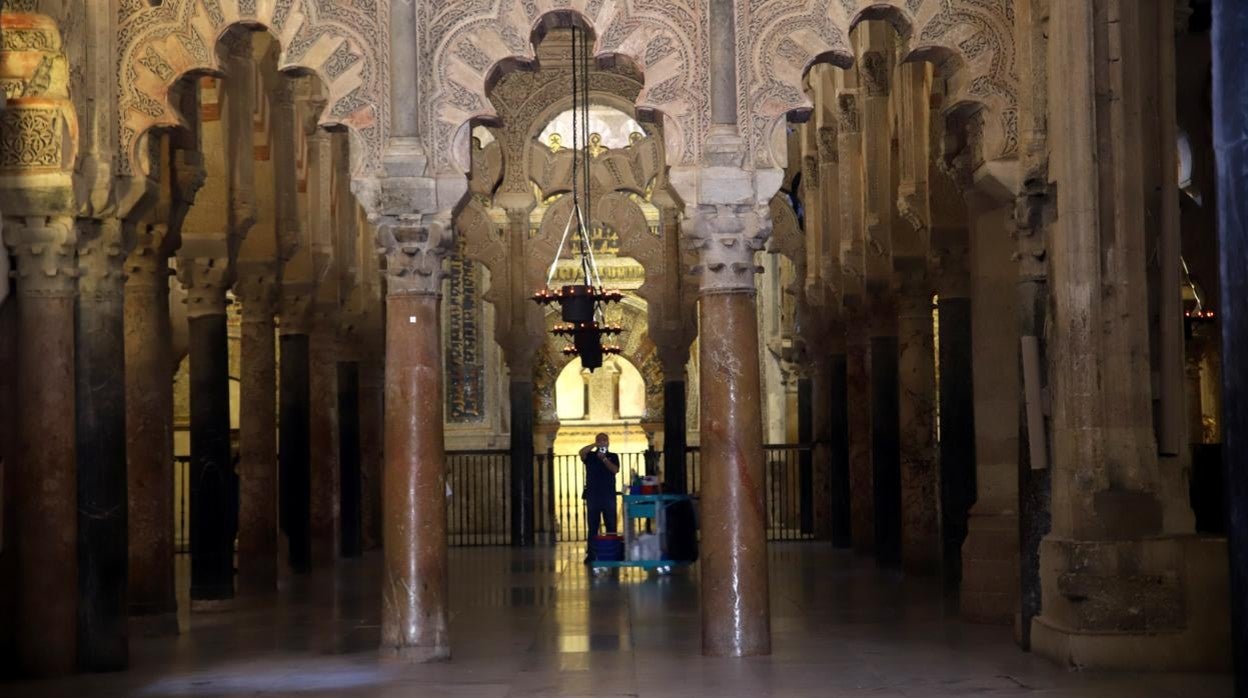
[426,0,705,175]
[747,0,1017,168]
[118,0,386,179]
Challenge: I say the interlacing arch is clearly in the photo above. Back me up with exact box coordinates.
[116,0,387,178]
[421,0,708,175]
[744,0,1018,169]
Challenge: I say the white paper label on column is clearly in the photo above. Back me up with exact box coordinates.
[409,316,416,323]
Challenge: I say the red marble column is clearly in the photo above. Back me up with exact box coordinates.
[8,217,78,675]
[699,289,769,656]
[380,232,450,662]
[235,273,279,593]
[125,232,178,631]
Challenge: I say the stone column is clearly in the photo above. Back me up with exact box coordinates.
[1029,0,1228,669]
[828,344,852,548]
[960,198,1019,623]
[279,290,313,573]
[124,227,177,629]
[75,218,131,670]
[846,306,874,554]
[1211,0,1248,682]
[178,257,236,604]
[338,359,363,558]
[868,294,901,569]
[379,220,452,662]
[660,350,690,493]
[896,268,938,574]
[309,307,341,566]
[359,351,385,551]
[688,194,770,657]
[932,233,975,594]
[5,218,79,675]
[234,270,279,593]
[502,208,540,546]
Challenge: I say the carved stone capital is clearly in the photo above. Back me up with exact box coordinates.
[76,217,130,301]
[930,235,971,299]
[126,223,175,290]
[234,266,280,320]
[896,265,933,320]
[377,215,453,298]
[173,149,207,206]
[686,203,770,294]
[176,256,231,317]
[817,127,838,165]
[3,215,77,297]
[837,91,861,133]
[861,51,891,97]
[896,181,928,233]
[279,284,315,335]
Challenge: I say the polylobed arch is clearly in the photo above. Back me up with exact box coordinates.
[745,0,1017,169]
[423,1,707,177]
[117,0,386,180]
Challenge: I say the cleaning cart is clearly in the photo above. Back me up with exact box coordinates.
[589,491,696,575]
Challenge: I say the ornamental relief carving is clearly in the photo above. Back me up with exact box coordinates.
[743,0,1018,170]
[422,0,708,174]
[116,0,388,180]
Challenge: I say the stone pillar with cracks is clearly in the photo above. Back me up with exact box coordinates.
[177,256,236,605]
[235,268,280,593]
[379,218,453,662]
[5,218,79,676]
[75,217,132,670]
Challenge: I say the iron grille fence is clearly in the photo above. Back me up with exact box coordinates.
[175,455,190,554]
[172,444,814,553]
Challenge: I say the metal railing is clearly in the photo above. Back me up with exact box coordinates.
[174,455,191,554]
[172,443,814,554]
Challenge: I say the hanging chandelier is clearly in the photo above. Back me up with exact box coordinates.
[531,27,624,371]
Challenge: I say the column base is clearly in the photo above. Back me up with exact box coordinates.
[960,509,1019,624]
[382,644,451,663]
[1031,535,1231,671]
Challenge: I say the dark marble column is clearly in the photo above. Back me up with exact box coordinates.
[180,258,235,603]
[897,271,939,575]
[870,298,901,568]
[338,361,363,558]
[1211,0,1248,686]
[663,377,688,493]
[0,289,17,674]
[235,273,279,594]
[937,294,975,592]
[797,376,814,535]
[829,352,852,548]
[278,314,312,574]
[75,219,129,670]
[7,218,79,676]
[379,229,450,662]
[358,357,384,551]
[309,313,340,567]
[846,308,874,554]
[510,380,535,546]
[124,233,177,630]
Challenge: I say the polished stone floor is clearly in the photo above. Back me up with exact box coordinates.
[3,544,1233,697]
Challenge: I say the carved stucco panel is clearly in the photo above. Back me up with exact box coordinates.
[422,0,708,175]
[117,0,388,180]
[743,0,1017,170]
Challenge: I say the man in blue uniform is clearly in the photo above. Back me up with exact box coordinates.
[580,433,620,563]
